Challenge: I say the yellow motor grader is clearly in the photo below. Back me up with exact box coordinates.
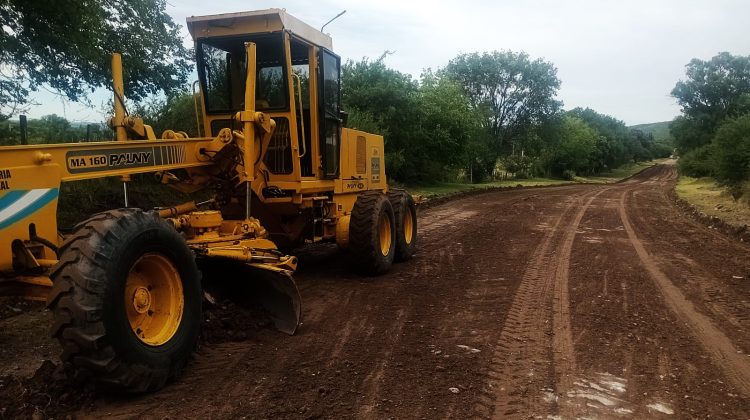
[0,9,416,392]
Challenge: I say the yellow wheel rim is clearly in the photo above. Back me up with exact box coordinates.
[125,253,184,346]
[378,212,392,257]
[403,206,414,245]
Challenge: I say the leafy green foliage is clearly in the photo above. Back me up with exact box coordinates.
[443,51,562,155]
[133,94,203,137]
[500,154,536,179]
[0,115,109,145]
[342,53,659,183]
[541,115,598,177]
[420,70,485,175]
[712,115,750,189]
[341,56,480,182]
[538,108,669,178]
[670,52,750,195]
[0,0,191,119]
[678,144,715,178]
[669,114,716,153]
[567,107,630,170]
[341,54,420,179]
[672,52,750,124]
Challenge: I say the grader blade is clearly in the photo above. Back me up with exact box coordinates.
[199,257,301,335]
[243,264,301,335]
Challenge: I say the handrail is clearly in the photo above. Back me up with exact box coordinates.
[192,80,202,137]
[292,73,307,159]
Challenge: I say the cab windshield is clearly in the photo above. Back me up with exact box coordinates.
[198,33,288,114]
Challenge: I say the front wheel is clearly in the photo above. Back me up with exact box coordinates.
[47,209,202,392]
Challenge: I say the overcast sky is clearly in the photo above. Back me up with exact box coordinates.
[28,0,750,126]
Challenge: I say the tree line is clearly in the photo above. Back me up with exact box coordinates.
[0,115,109,145]
[1,50,671,185]
[669,52,750,198]
[342,52,671,183]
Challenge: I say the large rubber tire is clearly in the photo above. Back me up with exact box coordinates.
[47,209,202,393]
[349,191,396,275]
[388,189,417,262]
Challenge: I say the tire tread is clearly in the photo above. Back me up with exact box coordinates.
[349,191,395,275]
[47,208,198,392]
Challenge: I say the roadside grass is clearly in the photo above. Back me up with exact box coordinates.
[675,177,750,228]
[408,178,573,199]
[575,159,668,184]
[406,159,665,199]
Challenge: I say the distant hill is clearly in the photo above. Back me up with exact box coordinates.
[629,121,672,143]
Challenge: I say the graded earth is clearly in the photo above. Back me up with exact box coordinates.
[2,163,748,419]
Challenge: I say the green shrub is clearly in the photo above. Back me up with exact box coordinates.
[649,142,674,159]
[678,144,715,177]
[562,169,576,180]
[712,114,750,187]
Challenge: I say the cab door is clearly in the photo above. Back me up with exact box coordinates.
[318,49,342,179]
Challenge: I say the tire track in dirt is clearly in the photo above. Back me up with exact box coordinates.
[618,188,750,395]
[633,189,750,337]
[551,189,606,417]
[357,308,406,418]
[565,167,749,418]
[386,189,579,420]
[631,177,750,354]
[474,186,605,418]
[379,189,556,419]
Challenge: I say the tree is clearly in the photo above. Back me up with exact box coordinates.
[443,51,561,154]
[541,115,598,178]
[134,93,203,138]
[670,52,750,154]
[419,70,482,178]
[671,52,750,184]
[671,52,750,124]
[568,107,630,169]
[0,0,191,119]
[669,114,715,153]
[712,114,750,194]
[626,129,654,162]
[34,114,72,143]
[342,54,421,180]
[0,114,109,145]
[341,55,484,182]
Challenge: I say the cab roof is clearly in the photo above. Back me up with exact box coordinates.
[186,8,333,51]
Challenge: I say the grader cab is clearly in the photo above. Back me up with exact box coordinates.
[0,9,417,392]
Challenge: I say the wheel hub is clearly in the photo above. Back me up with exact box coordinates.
[125,253,184,346]
[132,286,151,314]
[378,212,392,256]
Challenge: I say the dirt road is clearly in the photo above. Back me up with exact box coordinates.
[4,163,750,418]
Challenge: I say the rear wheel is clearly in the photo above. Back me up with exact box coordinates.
[388,189,417,261]
[47,209,201,392]
[349,191,395,275]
